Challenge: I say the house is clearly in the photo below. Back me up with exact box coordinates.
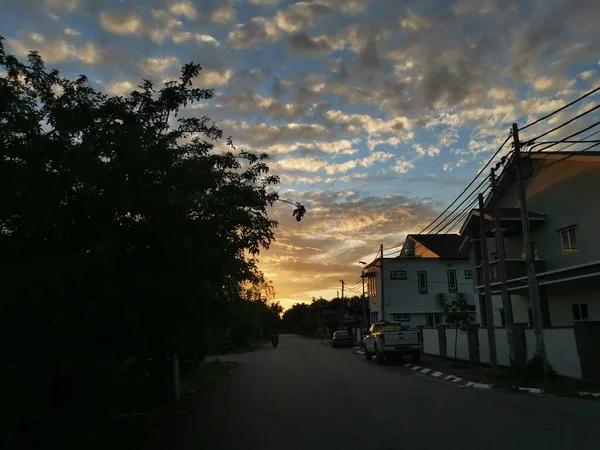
[364,234,476,328]
[459,151,600,328]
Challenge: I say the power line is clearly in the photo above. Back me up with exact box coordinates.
[523,103,600,145]
[527,122,600,154]
[519,85,600,131]
[421,134,511,236]
[532,141,600,174]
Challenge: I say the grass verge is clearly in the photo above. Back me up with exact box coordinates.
[180,360,239,395]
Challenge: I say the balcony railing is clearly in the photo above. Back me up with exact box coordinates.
[475,259,546,286]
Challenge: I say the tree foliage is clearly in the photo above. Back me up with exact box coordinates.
[0,38,286,444]
[281,295,363,335]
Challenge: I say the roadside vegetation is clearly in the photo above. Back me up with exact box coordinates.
[0,38,297,447]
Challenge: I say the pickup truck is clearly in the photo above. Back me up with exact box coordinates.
[363,321,422,364]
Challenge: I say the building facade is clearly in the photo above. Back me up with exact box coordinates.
[365,234,476,328]
[459,152,600,328]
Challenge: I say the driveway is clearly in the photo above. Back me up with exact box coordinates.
[172,334,600,450]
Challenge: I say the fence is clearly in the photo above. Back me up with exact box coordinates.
[422,325,584,379]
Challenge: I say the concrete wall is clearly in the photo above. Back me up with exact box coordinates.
[422,328,439,355]
[525,328,582,379]
[423,326,583,379]
[380,257,475,326]
[445,328,470,360]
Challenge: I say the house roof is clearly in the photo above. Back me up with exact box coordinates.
[484,150,600,211]
[405,233,469,259]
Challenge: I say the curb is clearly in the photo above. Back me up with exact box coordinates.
[351,349,493,390]
[403,363,494,389]
[351,350,600,399]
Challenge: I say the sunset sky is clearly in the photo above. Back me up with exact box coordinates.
[3,0,599,309]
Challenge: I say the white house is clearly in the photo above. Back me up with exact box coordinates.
[364,234,476,328]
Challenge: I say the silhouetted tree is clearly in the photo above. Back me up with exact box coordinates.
[0,38,296,446]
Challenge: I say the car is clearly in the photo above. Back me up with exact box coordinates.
[331,330,354,348]
[363,321,421,364]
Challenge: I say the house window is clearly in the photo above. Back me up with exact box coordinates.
[392,313,410,322]
[572,304,589,321]
[390,270,407,280]
[464,269,472,279]
[447,270,458,293]
[560,227,578,254]
[426,313,442,327]
[417,271,428,294]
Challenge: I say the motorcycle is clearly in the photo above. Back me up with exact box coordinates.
[271,335,279,348]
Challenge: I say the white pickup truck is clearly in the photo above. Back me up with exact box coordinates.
[363,321,422,364]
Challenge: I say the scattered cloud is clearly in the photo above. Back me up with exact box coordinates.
[212,5,237,24]
[7,33,101,64]
[168,1,197,19]
[99,11,144,35]
[4,0,600,307]
[392,160,414,173]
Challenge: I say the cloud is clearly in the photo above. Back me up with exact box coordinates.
[106,80,135,96]
[172,31,192,43]
[360,151,394,167]
[99,11,144,35]
[139,56,179,74]
[212,5,236,24]
[64,28,80,36]
[200,69,233,87]
[260,190,441,305]
[274,2,332,32]
[392,159,414,173]
[228,17,280,48]
[288,32,331,54]
[196,34,220,46]
[325,110,411,137]
[274,157,327,172]
[7,33,101,64]
[324,159,358,174]
[44,0,80,11]
[413,143,440,157]
[533,76,556,91]
[168,1,197,19]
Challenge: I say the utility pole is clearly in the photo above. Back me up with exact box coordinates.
[361,269,365,336]
[479,193,498,372]
[490,167,515,366]
[512,123,547,373]
[380,244,385,321]
[340,280,345,331]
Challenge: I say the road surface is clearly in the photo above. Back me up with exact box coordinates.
[173,334,600,450]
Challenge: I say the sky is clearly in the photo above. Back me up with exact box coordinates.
[2,0,600,309]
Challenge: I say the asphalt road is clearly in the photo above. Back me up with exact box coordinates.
[174,334,600,450]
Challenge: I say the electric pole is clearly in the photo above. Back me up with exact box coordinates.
[340,280,345,331]
[361,269,365,336]
[479,193,498,372]
[380,244,385,321]
[490,167,515,366]
[512,123,547,373]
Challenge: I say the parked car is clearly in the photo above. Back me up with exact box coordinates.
[331,330,354,348]
[363,321,421,364]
